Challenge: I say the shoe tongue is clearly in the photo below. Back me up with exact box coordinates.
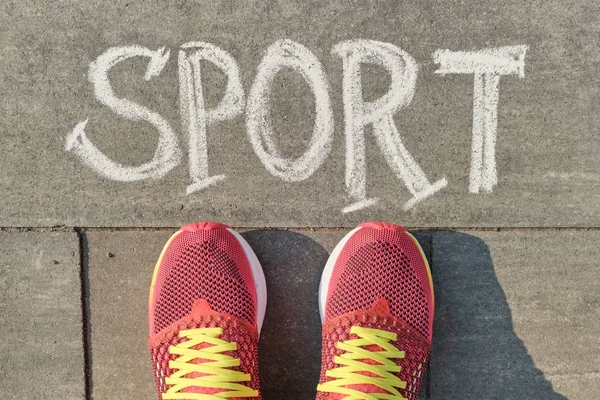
[150,301,259,399]
[368,298,394,319]
[321,299,432,399]
[166,300,250,396]
[344,340,391,395]
[182,341,225,395]
[190,298,217,318]
[347,368,390,395]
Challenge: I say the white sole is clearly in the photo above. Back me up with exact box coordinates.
[227,228,268,335]
[318,226,363,322]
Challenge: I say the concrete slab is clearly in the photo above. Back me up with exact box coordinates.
[1,1,599,228]
[86,231,172,400]
[86,229,431,399]
[430,230,600,400]
[0,231,84,399]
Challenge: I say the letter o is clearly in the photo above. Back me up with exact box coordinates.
[246,39,333,182]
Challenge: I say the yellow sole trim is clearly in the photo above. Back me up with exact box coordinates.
[148,229,184,312]
[405,231,435,314]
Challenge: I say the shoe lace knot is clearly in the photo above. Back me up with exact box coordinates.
[317,326,408,400]
[163,327,257,399]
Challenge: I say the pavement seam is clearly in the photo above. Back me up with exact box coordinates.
[426,232,434,400]
[76,228,93,400]
[2,226,600,232]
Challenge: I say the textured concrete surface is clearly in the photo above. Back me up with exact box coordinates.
[1,1,599,227]
[0,1,598,399]
[0,232,84,400]
[86,231,172,400]
[430,231,600,400]
[86,229,430,400]
[482,231,600,399]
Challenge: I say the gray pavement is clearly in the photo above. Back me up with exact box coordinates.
[429,231,600,399]
[86,231,171,400]
[0,1,598,227]
[0,232,84,400]
[1,0,599,399]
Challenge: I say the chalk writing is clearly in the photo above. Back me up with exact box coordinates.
[433,45,528,193]
[179,42,245,194]
[334,40,447,212]
[67,41,528,212]
[246,39,334,182]
[66,46,181,181]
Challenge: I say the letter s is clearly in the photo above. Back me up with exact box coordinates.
[66,45,181,181]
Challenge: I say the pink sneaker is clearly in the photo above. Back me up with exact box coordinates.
[316,222,434,400]
[148,222,266,399]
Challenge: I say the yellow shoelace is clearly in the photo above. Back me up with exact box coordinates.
[317,326,408,400]
[163,327,258,399]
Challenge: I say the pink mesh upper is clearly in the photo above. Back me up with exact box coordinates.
[148,222,261,399]
[149,222,257,335]
[325,222,434,340]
